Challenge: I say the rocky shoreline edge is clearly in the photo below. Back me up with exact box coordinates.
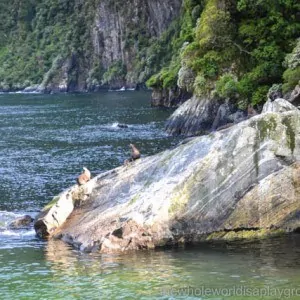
[34,98,300,253]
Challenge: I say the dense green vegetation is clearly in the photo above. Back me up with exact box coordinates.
[147,0,300,107]
[0,0,183,91]
[0,0,299,102]
[0,1,83,89]
[145,0,200,90]
[0,0,99,90]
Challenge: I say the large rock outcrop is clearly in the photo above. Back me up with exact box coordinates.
[164,96,219,135]
[287,84,300,105]
[164,96,246,135]
[150,87,191,108]
[35,99,300,252]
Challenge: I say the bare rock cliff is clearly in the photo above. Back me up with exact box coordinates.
[40,0,183,92]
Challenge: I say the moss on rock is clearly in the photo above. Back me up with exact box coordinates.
[168,186,190,216]
[256,115,278,141]
[282,116,296,153]
[205,228,285,242]
[42,196,60,212]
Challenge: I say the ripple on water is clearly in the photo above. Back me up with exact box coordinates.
[0,92,176,211]
[2,93,300,299]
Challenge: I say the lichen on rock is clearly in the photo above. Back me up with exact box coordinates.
[35,98,300,252]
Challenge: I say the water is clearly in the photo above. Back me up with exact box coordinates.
[0,91,176,211]
[1,92,300,299]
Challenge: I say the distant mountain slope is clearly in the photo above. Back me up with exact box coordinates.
[0,0,182,92]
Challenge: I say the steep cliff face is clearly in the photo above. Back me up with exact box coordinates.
[35,99,300,252]
[0,0,182,92]
[91,0,182,89]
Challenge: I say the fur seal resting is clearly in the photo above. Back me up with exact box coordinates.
[124,144,141,165]
[77,167,91,185]
[130,143,141,160]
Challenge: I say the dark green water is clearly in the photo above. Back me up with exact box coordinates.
[1,91,300,299]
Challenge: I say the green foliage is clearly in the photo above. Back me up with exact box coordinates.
[162,65,181,89]
[282,67,300,93]
[102,61,127,85]
[41,54,64,87]
[216,74,238,99]
[0,0,299,100]
[179,0,238,96]
[251,85,269,106]
[146,61,181,89]
[192,51,223,78]
[195,0,235,52]
[193,74,207,97]
[181,42,200,66]
[236,0,300,101]
[178,0,299,105]
[87,62,105,88]
[236,75,254,100]
[146,73,161,88]
[284,39,300,69]
[146,0,204,89]
[0,0,97,88]
[237,98,248,111]
[282,39,300,93]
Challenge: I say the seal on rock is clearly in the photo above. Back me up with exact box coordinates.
[77,167,91,185]
[124,144,141,165]
[130,143,141,160]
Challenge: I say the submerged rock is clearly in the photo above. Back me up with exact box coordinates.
[9,215,34,229]
[35,99,300,252]
[117,123,129,129]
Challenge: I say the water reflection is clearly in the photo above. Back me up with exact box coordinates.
[1,92,300,299]
[41,236,300,299]
[1,236,300,299]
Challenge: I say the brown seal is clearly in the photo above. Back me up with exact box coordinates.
[130,143,141,160]
[124,144,141,165]
[77,167,91,185]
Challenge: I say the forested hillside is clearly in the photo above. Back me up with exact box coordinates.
[0,0,182,92]
[147,0,300,108]
[0,0,299,106]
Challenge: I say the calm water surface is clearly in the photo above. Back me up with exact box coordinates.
[0,91,300,299]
